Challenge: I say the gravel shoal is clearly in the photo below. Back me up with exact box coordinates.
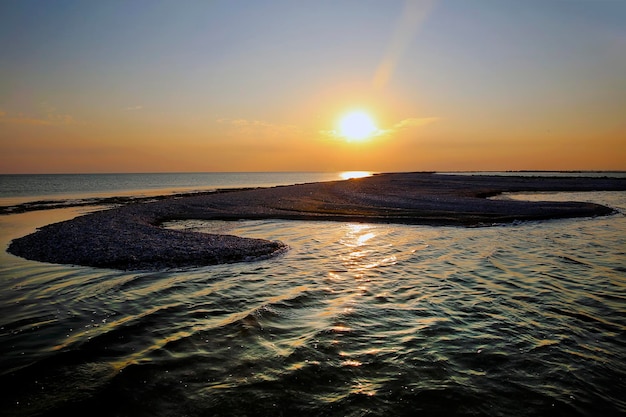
[8,173,626,271]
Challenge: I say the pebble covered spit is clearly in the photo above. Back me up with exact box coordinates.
[8,173,626,270]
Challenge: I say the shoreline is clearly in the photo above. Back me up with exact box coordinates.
[7,172,626,271]
[0,187,261,215]
[3,170,625,216]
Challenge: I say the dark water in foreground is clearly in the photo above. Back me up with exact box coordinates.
[1,191,625,416]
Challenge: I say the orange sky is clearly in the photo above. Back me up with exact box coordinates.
[1,1,625,173]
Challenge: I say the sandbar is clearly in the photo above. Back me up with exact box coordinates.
[7,173,626,270]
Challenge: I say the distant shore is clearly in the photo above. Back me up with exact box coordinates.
[8,172,626,271]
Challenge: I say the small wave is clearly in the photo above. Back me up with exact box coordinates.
[2,207,626,416]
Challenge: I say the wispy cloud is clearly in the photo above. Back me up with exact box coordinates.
[388,117,440,131]
[216,117,301,138]
[124,105,143,111]
[319,127,387,141]
[0,109,76,126]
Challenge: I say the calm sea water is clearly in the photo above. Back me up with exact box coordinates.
[0,172,353,207]
[1,175,625,416]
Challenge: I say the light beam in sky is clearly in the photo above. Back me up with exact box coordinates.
[373,0,436,89]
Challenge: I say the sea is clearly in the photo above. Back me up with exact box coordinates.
[1,172,625,416]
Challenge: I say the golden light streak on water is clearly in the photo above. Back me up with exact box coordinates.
[1,191,625,416]
[339,171,373,180]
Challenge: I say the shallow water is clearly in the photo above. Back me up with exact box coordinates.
[1,192,625,416]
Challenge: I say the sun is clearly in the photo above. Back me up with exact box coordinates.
[338,111,378,142]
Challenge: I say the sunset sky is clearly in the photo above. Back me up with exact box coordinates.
[1,0,625,174]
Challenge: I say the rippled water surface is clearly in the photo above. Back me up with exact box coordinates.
[1,192,625,416]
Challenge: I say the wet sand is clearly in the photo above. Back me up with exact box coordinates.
[7,173,626,270]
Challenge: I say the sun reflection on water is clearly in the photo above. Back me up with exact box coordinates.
[336,224,400,279]
[339,171,373,180]
[9,192,626,416]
